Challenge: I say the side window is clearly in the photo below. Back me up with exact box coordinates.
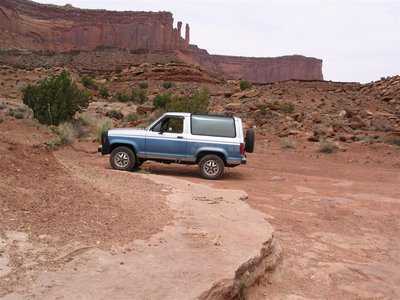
[152,119,163,132]
[151,117,183,133]
[166,118,183,133]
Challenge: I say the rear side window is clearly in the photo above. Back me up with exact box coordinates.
[191,115,236,138]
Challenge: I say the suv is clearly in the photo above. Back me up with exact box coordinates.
[98,112,254,179]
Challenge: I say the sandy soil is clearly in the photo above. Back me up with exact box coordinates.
[147,139,400,299]
[1,116,400,299]
[0,119,172,297]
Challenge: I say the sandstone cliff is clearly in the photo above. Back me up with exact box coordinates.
[181,46,323,83]
[0,0,189,52]
[0,0,323,83]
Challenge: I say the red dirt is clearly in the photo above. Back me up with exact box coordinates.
[145,139,400,299]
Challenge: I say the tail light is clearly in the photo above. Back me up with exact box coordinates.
[240,143,245,155]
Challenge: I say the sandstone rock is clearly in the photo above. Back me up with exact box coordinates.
[0,0,189,53]
[245,89,261,98]
[349,116,366,129]
[231,91,247,100]
[225,103,241,111]
[0,0,324,83]
[186,48,323,83]
[332,124,349,134]
[339,134,355,142]
[136,105,153,115]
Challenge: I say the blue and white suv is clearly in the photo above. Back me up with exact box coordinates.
[98,112,254,179]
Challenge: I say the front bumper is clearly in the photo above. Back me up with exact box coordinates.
[98,145,103,153]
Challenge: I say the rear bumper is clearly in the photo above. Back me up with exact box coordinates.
[227,156,246,166]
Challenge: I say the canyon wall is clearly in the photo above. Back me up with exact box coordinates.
[184,46,323,83]
[0,0,323,83]
[0,0,189,52]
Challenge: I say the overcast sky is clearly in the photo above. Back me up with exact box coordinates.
[34,0,399,83]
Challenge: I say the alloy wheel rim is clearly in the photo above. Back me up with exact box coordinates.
[114,152,130,168]
[203,160,220,176]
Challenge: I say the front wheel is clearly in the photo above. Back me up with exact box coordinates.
[110,146,136,171]
[198,154,225,180]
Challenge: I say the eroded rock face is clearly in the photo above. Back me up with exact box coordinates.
[0,0,188,52]
[185,46,323,83]
[0,0,324,83]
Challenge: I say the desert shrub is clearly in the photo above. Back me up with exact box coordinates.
[319,141,337,153]
[95,118,113,141]
[131,88,147,104]
[125,113,138,122]
[385,136,400,146]
[0,117,3,123]
[165,90,209,114]
[163,82,173,89]
[50,122,75,146]
[116,92,132,103]
[116,92,131,103]
[281,137,296,149]
[139,81,148,89]
[22,71,90,126]
[98,84,110,99]
[80,76,98,90]
[153,93,172,109]
[106,108,123,120]
[13,111,24,119]
[239,80,252,90]
[115,67,122,74]
[279,101,295,113]
[0,103,6,110]
[76,113,95,126]
[116,89,147,104]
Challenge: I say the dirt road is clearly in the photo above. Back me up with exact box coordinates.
[1,118,400,299]
[148,139,400,299]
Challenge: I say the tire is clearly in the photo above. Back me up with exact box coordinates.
[198,154,224,180]
[110,146,137,171]
[245,128,255,153]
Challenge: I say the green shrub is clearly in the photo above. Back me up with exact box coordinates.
[116,89,147,104]
[165,90,209,114]
[50,122,75,146]
[22,70,90,126]
[116,92,131,103]
[13,111,24,119]
[98,84,110,99]
[106,108,123,120]
[153,93,172,109]
[131,88,147,104]
[239,80,252,90]
[319,141,337,153]
[80,76,98,90]
[163,82,173,89]
[95,118,113,141]
[139,81,148,89]
[385,136,400,146]
[125,113,138,122]
[279,101,295,113]
[281,137,296,149]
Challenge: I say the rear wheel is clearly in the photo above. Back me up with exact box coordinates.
[110,146,136,171]
[198,154,224,180]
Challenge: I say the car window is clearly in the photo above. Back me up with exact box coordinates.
[191,115,236,138]
[152,117,183,133]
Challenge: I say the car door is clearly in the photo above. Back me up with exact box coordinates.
[145,116,187,160]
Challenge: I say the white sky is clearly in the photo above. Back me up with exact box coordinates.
[34,0,400,83]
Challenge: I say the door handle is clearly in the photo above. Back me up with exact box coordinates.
[177,136,183,139]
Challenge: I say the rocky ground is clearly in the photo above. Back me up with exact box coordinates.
[0,58,399,299]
